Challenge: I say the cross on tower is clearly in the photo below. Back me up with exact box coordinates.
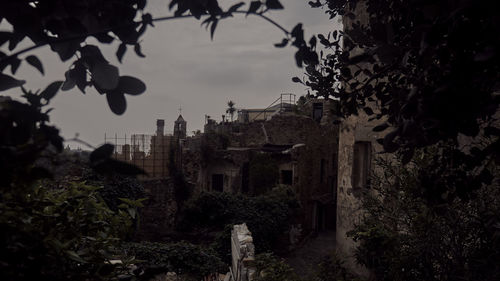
[178,106,182,115]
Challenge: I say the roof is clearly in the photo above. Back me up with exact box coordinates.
[260,143,294,153]
[176,115,185,122]
[240,103,294,113]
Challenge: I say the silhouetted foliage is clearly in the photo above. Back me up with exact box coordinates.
[297,0,500,201]
[124,241,225,281]
[249,153,279,195]
[349,151,500,281]
[179,186,300,253]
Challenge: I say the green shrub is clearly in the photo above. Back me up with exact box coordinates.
[349,152,500,281]
[254,253,300,281]
[0,182,139,281]
[124,241,226,280]
[179,186,300,253]
[249,153,279,195]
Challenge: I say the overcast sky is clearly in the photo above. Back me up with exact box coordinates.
[4,0,340,148]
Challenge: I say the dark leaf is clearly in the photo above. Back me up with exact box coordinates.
[363,107,374,115]
[8,34,23,51]
[228,2,245,14]
[138,0,147,9]
[0,31,12,46]
[90,143,115,164]
[118,76,146,95]
[295,51,303,67]
[308,1,322,8]
[0,73,25,91]
[9,57,21,75]
[80,45,107,66]
[116,43,127,63]
[292,77,303,84]
[106,91,127,115]
[247,1,261,16]
[93,32,114,43]
[92,63,119,90]
[40,81,63,102]
[291,24,304,42]
[142,13,154,27]
[50,39,82,61]
[309,36,317,49]
[61,70,76,91]
[266,0,284,10]
[373,123,389,132]
[210,20,218,40]
[274,38,288,48]
[134,43,146,58]
[73,62,88,93]
[26,55,44,75]
[332,30,338,39]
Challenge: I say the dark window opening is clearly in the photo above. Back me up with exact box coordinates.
[352,141,371,189]
[313,102,323,122]
[281,170,293,185]
[212,174,224,192]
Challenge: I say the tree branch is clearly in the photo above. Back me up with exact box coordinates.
[0,11,290,64]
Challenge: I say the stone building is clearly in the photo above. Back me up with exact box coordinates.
[335,1,391,273]
[181,96,340,234]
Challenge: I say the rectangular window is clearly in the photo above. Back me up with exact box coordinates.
[352,141,371,189]
[313,102,323,122]
[281,170,293,185]
[212,174,224,192]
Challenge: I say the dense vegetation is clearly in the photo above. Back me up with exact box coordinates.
[297,0,499,201]
[0,1,293,279]
[178,186,300,255]
[349,149,500,281]
[124,241,225,281]
[1,0,499,280]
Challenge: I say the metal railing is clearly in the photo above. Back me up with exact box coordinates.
[250,93,296,122]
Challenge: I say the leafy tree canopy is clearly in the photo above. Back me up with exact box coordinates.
[293,0,500,200]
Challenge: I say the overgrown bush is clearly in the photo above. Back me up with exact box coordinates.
[179,186,300,253]
[349,149,500,281]
[249,153,279,195]
[312,252,358,281]
[254,253,300,281]
[124,241,225,281]
[0,182,140,281]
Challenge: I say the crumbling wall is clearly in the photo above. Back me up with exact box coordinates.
[231,224,256,281]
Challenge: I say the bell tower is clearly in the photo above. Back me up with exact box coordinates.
[174,115,186,139]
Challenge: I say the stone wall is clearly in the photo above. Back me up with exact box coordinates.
[230,224,256,281]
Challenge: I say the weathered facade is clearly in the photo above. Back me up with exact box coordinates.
[181,97,340,235]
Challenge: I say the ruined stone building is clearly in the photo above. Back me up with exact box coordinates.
[180,95,340,234]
